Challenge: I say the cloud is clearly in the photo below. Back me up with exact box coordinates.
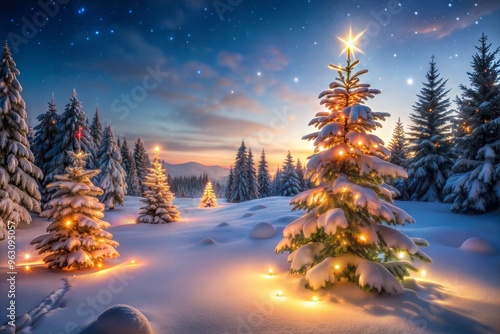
[217,51,244,70]
[260,47,290,71]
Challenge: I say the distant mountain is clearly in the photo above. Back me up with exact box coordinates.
[162,161,229,183]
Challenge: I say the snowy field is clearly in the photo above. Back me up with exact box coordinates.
[1,196,499,334]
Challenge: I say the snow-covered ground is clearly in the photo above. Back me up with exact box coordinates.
[1,196,499,334]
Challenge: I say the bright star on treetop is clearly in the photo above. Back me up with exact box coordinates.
[337,27,365,59]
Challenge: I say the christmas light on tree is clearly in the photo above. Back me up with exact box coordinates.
[276,29,431,294]
[199,180,218,208]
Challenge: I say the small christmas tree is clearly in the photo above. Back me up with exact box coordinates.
[136,158,180,224]
[31,151,119,269]
[388,117,408,167]
[97,126,127,210]
[276,32,431,294]
[199,180,218,208]
[278,151,301,197]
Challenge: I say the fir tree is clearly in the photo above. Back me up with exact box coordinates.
[45,89,96,182]
[445,34,500,213]
[33,93,60,203]
[31,151,119,269]
[199,180,218,208]
[226,166,234,200]
[406,56,455,202]
[97,126,127,210]
[272,167,282,196]
[296,158,308,191]
[246,148,259,200]
[388,117,408,167]
[90,106,103,151]
[276,42,431,294]
[134,137,151,193]
[229,141,250,203]
[258,149,272,198]
[120,138,141,196]
[278,151,301,196]
[136,159,180,223]
[0,42,42,229]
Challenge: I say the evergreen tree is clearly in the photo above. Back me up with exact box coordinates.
[406,56,455,202]
[272,167,282,196]
[229,141,250,203]
[258,149,272,198]
[226,166,234,200]
[246,148,259,200]
[0,42,42,229]
[296,158,308,191]
[388,117,408,167]
[45,89,96,182]
[278,151,301,196]
[33,93,60,202]
[445,34,500,213]
[30,151,119,269]
[90,106,103,151]
[199,180,218,208]
[120,138,141,196]
[134,137,151,193]
[97,126,127,210]
[136,159,180,223]
[276,43,430,294]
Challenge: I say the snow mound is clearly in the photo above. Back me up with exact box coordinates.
[198,238,218,245]
[241,212,254,218]
[249,222,276,239]
[248,204,267,211]
[81,304,153,334]
[460,237,495,254]
[216,222,229,227]
[0,326,15,334]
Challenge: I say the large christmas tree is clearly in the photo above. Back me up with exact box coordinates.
[444,34,500,213]
[276,33,431,294]
[97,126,127,210]
[0,42,42,230]
[31,151,119,269]
[407,56,455,202]
[136,158,180,224]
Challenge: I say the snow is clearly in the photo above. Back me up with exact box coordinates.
[249,221,276,239]
[460,237,495,254]
[0,197,499,333]
[81,304,153,334]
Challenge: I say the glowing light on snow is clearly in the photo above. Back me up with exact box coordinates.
[268,268,273,276]
[131,259,136,265]
[337,27,365,59]
[275,290,283,298]
[24,253,31,260]
[97,263,103,268]
[420,269,427,277]
[312,295,319,303]
[24,265,31,272]
[398,251,405,259]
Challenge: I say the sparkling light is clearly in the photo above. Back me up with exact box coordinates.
[312,295,319,303]
[24,253,31,260]
[65,221,72,227]
[420,269,427,277]
[337,27,365,59]
[131,259,136,265]
[398,251,405,259]
[334,264,340,270]
[359,235,367,242]
[268,268,273,276]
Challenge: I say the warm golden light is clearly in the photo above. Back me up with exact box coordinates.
[373,144,379,148]
[359,235,367,242]
[65,221,72,227]
[338,27,365,59]
[24,265,31,272]
[354,194,359,199]
[312,295,319,303]
[338,150,344,156]
[420,269,427,277]
[131,259,136,265]
[268,268,273,276]
[398,251,405,259]
[358,140,362,145]
[154,146,159,152]
[24,253,31,260]
[275,290,283,297]
[334,264,340,270]
[341,186,347,193]
[97,263,103,268]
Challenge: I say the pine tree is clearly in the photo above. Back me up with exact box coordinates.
[278,151,301,196]
[137,159,180,223]
[30,151,119,269]
[272,167,282,196]
[258,149,272,198]
[276,41,431,294]
[199,180,218,208]
[45,90,96,183]
[296,158,308,191]
[97,126,127,210]
[90,106,103,151]
[120,138,141,196]
[229,141,250,203]
[445,34,500,213]
[0,42,42,228]
[246,148,259,200]
[406,56,455,202]
[134,137,151,193]
[226,166,234,200]
[33,93,60,203]
[388,117,408,167]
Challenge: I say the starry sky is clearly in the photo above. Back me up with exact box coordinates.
[1,0,499,169]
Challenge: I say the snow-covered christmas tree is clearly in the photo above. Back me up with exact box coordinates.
[407,56,455,202]
[226,166,234,200]
[277,151,301,197]
[136,157,180,224]
[229,141,250,203]
[258,149,272,198]
[444,34,500,213]
[34,93,60,178]
[296,158,308,191]
[31,151,119,269]
[90,106,103,152]
[134,137,151,193]
[120,137,141,196]
[246,148,259,200]
[199,180,218,208]
[388,117,407,167]
[0,41,42,229]
[97,126,127,210]
[276,32,431,294]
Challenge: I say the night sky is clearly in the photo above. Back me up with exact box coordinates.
[1,0,499,168]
